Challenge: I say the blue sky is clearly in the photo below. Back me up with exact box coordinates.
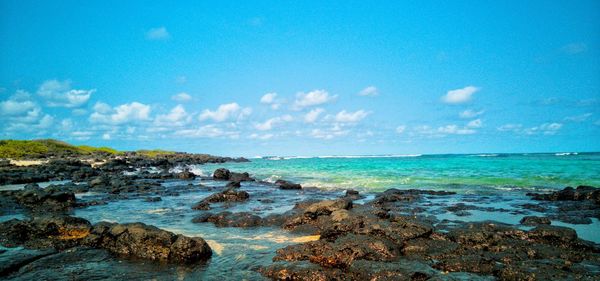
[1,1,599,156]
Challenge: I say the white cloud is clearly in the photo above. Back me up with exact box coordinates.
[396,125,406,134]
[255,115,293,131]
[175,124,239,139]
[18,108,42,123]
[334,110,369,123]
[260,92,282,109]
[37,114,54,129]
[497,124,522,132]
[304,108,324,123]
[310,126,349,140]
[260,92,277,104]
[154,105,191,126]
[71,131,93,140]
[467,119,483,128]
[0,91,53,132]
[437,125,476,135]
[172,92,192,102]
[358,86,378,97]
[90,102,151,125]
[0,98,37,116]
[293,90,337,110]
[199,103,251,122]
[249,133,274,140]
[459,109,484,119]
[498,123,562,135]
[442,86,479,104]
[93,102,112,114]
[146,27,170,40]
[562,42,587,54]
[564,113,592,122]
[526,123,562,135]
[102,133,111,140]
[410,123,478,138]
[60,119,73,131]
[72,108,87,116]
[37,80,94,108]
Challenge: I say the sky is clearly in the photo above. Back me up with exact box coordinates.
[0,1,599,157]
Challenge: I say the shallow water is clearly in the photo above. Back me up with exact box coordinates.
[2,153,599,279]
[69,178,599,279]
[72,178,339,280]
[196,153,600,193]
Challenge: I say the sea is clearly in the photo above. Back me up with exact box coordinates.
[1,152,599,279]
[195,152,600,194]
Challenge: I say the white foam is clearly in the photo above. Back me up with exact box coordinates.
[555,152,578,156]
[318,154,422,159]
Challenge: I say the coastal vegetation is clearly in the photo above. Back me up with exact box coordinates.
[0,139,179,159]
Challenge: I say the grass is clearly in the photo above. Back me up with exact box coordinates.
[0,139,120,159]
[135,149,177,158]
[0,139,187,159]
[77,145,121,155]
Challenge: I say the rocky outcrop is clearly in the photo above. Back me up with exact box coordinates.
[177,170,196,180]
[192,211,263,227]
[85,222,212,262]
[0,216,92,250]
[0,216,212,263]
[203,188,249,203]
[275,179,302,190]
[190,188,250,211]
[526,186,600,226]
[212,168,231,180]
[1,185,76,213]
[212,168,253,182]
[528,186,599,204]
[0,160,96,185]
[259,194,600,281]
[520,216,551,226]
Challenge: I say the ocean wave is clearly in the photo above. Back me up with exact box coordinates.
[318,154,422,159]
[263,154,423,160]
[468,154,499,157]
[169,165,207,176]
[555,152,578,156]
[263,175,282,183]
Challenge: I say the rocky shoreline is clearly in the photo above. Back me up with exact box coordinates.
[0,154,599,280]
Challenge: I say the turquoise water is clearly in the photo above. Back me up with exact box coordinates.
[196,152,600,194]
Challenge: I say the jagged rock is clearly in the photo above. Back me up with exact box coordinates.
[191,201,211,210]
[275,179,302,190]
[520,216,551,226]
[192,211,263,227]
[86,222,212,262]
[226,181,241,188]
[200,188,249,204]
[229,172,253,182]
[213,168,231,180]
[177,170,196,180]
[0,216,212,264]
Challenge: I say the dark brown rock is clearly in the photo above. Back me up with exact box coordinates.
[275,179,302,190]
